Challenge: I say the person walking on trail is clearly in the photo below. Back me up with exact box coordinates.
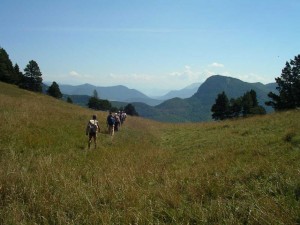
[106,111,115,136]
[121,111,127,124]
[114,113,121,132]
[86,115,100,149]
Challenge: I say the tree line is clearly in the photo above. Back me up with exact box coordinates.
[0,47,43,92]
[0,46,138,116]
[211,54,300,121]
[211,90,266,120]
[87,90,139,116]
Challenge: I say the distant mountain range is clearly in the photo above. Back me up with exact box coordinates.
[58,83,160,105]
[156,82,201,100]
[131,75,277,122]
[51,75,277,122]
[57,82,200,106]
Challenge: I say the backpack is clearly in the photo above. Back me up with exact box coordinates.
[107,116,115,126]
[89,120,98,133]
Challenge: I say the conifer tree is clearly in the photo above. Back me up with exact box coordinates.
[242,90,266,116]
[242,91,254,116]
[88,90,100,110]
[211,91,230,120]
[124,103,139,116]
[98,99,111,110]
[20,60,43,92]
[266,54,300,110]
[212,90,265,120]
[250,89,258,107]
[13,63,23,84]
[229,97,242,118]
[87,90,112,111]
[93,89,99,99]
[66,97,73,103]
[0,47,18,84]
[47,81,62,98]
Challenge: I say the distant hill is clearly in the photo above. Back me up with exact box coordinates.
[58,82,199,110]
[136,75,277,122]
[157,82,201,100]
[265,82,278,92]
[58,82,204,106]
[56,76,277,122]
[59,83,163,106]
[192,75,275,106]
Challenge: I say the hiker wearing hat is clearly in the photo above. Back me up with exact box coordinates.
[86,115,100,149]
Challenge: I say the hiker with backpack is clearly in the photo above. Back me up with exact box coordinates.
[114,113,121,132]
[86,115,100,149]
[121,111,127,124]
[106,111,115,136]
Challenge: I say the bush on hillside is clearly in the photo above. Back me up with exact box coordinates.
[47,81,62,99]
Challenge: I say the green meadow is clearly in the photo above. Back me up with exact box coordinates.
[0,81,300,224]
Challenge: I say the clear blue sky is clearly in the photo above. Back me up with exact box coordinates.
[1,0,300,95]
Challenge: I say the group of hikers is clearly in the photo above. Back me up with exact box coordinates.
[85,111,127,149]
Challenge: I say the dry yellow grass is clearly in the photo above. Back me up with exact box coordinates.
[0,82,300,224]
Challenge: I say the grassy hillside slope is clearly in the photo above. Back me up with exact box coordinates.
[1,82,300,224]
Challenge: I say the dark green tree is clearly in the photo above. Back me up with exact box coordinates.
[110,106,119,113]
[241,91,254,116]
[20,60,43,92]
[13,63,23,84]
[266,54,300,110]
[47,81,62,98]
[242,89,266,116]
[87,96,100,110]
[87,90,112,111]
[99,99,112,111]
[124,103,139,116]
[87,98,111,111]
[249,105,266,115]
[211,91,230,120]
[229,97,242,118]
[212,90,265,120]
[0,47,19,84]
[66,96,73,103]
[88,90,100,109]
[93,89,99,99]
[250,89,258,107]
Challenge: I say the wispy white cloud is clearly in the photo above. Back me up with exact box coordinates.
[209,62,225,68]
[104,66,203,92]
[199,69,228,81]
[69,71,81,78]
[236,73,272,83]
[169,65,201,81]
[68,71,93,79]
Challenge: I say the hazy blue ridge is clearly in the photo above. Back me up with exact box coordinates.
[51,75,277,123]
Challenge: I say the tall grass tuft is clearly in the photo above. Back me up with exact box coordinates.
[283,128,296,142]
